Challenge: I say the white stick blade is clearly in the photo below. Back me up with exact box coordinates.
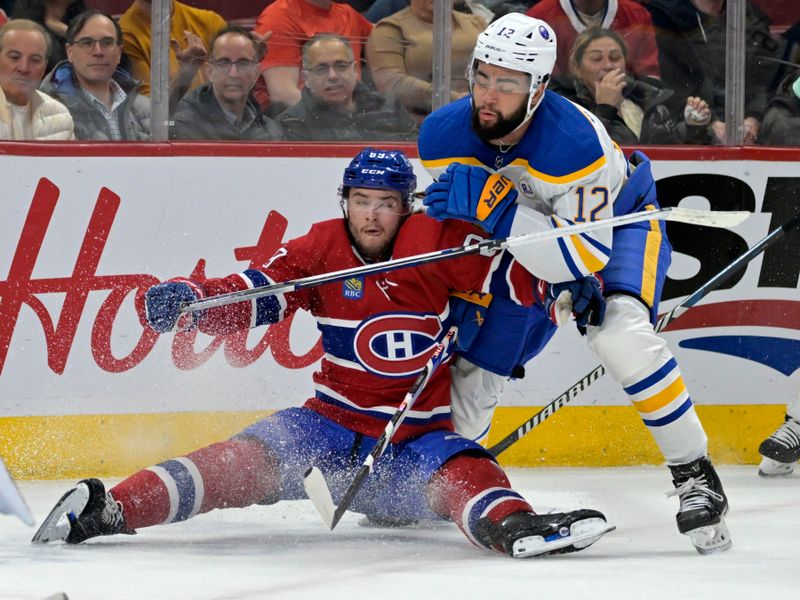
[303,467,336,529]
[0,458,34,526]
[663,208,750,228]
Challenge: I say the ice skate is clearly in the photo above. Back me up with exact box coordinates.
[758,416,800,477]
[475,509,615,558]
[668,456,731,555]
[0,457,34,526]
[31,478,134,544]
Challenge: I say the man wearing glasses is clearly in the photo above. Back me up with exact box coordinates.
[170,25,282,141]
[40,10,150,141]
[277,33,415,142]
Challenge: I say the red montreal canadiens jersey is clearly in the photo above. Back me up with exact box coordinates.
[199,214,538,441]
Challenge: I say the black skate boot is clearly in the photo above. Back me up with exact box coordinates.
[667,456,731,555]
[474,509,614,558]
[758,415,800,477]
[31,478,135,544]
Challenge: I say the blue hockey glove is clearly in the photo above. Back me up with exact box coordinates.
[539,276,605,335]
[448,290,492,352]
[423,163,518,238]
[138,279,205,333]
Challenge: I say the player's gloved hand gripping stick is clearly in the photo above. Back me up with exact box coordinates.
[303,327,459,530]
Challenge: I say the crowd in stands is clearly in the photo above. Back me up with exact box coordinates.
[0,0,798,145]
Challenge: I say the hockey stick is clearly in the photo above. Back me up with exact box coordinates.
[487,211,800,457]
[303,327,458,530]
[181,207,749,314]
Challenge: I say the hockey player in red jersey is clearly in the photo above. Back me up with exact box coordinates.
[32,148,613,558]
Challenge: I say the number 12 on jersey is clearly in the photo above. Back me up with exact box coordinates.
[574,186,609,222]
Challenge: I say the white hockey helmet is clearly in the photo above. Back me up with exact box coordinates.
[470,13,557,118]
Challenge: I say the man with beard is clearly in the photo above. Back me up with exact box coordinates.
[417,12,732,555]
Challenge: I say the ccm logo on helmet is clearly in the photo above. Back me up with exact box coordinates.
[362,169,386,175]
[353,313,442,377]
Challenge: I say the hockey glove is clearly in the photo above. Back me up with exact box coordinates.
[136,279,205,334]
[423,163,518,238]
[538,275,605,335]
[448,290,492,352]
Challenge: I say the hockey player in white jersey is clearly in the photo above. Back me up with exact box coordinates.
[418,12,730,554]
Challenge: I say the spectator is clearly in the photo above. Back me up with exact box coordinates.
[0,18,73,139]
[528,0,659,79]
[365,0,486,121]
[647,0,781,145]
[277,33,415,141]
[549,27,712,145]
[253,0,373,115]
[171,25,281,141]
[11,0,86,73]
[363,0,407,23]
[759,70,800,146]
[39,10,150,140]
[118,0,226,106]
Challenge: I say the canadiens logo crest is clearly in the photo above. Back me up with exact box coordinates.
[343,277,364,300]
[353,313,443,377]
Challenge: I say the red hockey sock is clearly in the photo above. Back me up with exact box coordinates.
[427,454,533,537]
[110,438,279,531]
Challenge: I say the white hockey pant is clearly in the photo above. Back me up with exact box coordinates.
[586,295,707,465]
[450,357,509,444]
[786,389,800,421]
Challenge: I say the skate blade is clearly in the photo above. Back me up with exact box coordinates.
[758,457,796,478]
[31,484,90,544]
[687,518,732,555]
[512,518,615,558]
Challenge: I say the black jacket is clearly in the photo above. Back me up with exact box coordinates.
[759,72,800,146]
[171,83,282,141]
[647,0,780,120]
[277,82,417,142]
[550,73,712,145]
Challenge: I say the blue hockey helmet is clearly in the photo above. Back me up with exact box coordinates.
[341,148,417,204]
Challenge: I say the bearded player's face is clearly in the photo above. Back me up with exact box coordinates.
[471,61,531,141]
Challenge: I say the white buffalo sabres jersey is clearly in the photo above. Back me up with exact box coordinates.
[419,92,628,284]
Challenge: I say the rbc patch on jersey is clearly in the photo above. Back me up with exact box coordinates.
[343,277,364,300]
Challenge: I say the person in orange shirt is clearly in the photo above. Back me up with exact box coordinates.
[253,0,372,115]
[118,0,225,108]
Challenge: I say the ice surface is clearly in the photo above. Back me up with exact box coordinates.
[0,466,795,600]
